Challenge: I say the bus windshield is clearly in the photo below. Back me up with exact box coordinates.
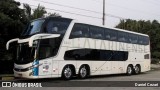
[16,43,36,64]
[22,18,72,37]
[15,37,62,64]
[22,19,45,36]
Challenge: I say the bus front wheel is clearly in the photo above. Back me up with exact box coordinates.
[62,65,73,80]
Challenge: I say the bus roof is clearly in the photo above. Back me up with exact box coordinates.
[31,17,73,22]
[31,17,148,37]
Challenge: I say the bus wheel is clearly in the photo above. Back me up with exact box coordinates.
[78,65,88,79]
[62,66,73,80]
[134,65,141,74]
[126,65,133,76]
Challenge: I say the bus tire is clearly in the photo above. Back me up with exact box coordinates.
[134,65,141,74]
[62,65,73,80]
[78,65,89,79]
[126,65,133,76]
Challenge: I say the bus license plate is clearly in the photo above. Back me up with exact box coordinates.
[18,74,22,77]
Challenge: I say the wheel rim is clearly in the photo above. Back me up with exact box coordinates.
[64,67,72,78]
[80,66,87,78]
[135,66,139,74]
[127,66,132,74]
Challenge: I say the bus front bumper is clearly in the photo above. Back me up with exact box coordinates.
[13,69,39,79]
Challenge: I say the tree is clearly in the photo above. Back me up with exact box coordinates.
[0,0,28,61]
[23,3,31,20]
[23,4,47,20]
[47,12,61,17]
[32,4,47,19]
[23,3,61,20]
[0,3,21,71]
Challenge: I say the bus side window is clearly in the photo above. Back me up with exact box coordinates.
[105,29,111,40]
[45,20,69,35]
[90,26,104,39]
[118,32,128,43]
[100,50,112,60]
[144,37,149,45]
[141,36,149,45]
[38,38,61,60]
[105,29,117,41]
[129,34,138,44]
[111,51,128,61]
[138,36,143,45]
[64,49,88,60]
[69,24,89,39]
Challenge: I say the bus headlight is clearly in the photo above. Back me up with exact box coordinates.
[28,64,42,70]
[28,66,35,70]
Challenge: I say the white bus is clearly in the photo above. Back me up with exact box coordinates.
[6,17,150,79]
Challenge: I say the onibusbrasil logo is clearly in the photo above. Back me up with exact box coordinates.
[2,82,42,87]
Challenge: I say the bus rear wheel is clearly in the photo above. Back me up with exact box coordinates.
[62,66,73,80]
[78,65,88,79]
[134,65,141,74]
[126,65,133,76]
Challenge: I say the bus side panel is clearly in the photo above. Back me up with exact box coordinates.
[90,61,104,75]
[51,60,59,77]
[141,59,151,72]
[99,61,112,75]
[38,59,52,78]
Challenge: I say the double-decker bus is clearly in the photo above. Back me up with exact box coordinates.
[6,17,150,79]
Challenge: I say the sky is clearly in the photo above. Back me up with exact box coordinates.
[15,0,160,27]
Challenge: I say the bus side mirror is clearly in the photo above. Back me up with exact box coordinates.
[29,34,60,47]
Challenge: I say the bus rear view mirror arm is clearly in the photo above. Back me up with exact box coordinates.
[6,38,19,50]
[29,34,60,47]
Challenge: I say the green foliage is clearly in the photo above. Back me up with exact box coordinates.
[47,12,61,17]
[0,0,27,61]
[116,19,160,59]
[32,4,47,19]
[151,59,160,64]
[0,0,27,38]
[23,4,31,20]
[23,3,60,20]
